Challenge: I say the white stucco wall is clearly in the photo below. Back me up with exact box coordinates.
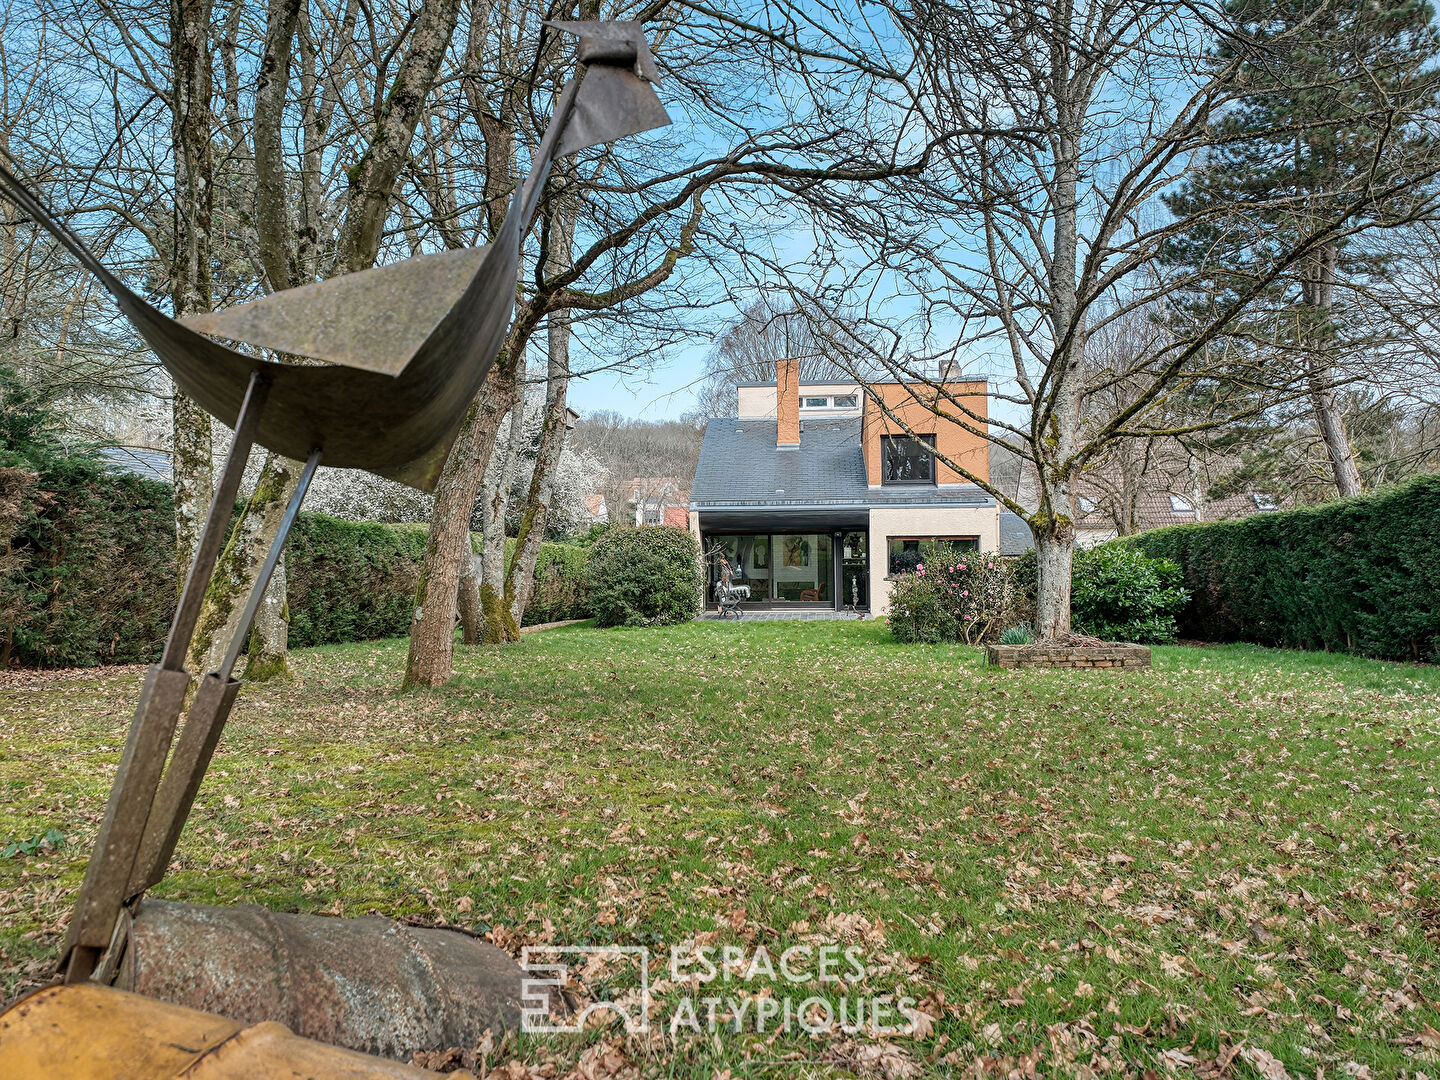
[736,382,863,419]
[867,506,1001,615]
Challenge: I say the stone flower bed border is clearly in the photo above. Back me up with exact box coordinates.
[986,642,1152,669]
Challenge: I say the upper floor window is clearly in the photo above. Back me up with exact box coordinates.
[802,396,830,408]
[881,434,935,485]
[833,394,859,408]
[1168,494,1193,513]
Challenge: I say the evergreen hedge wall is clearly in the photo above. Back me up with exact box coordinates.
[286,516,429,647]
[5,468,592,666]
[1125,474,1440,662]
[2,456,176,668]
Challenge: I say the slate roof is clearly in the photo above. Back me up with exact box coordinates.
[690,419,993,510]
[999,511,1032,555]
[98,446,173,482]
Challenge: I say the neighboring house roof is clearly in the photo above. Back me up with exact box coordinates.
[583,493,608,521]
[1004,460,1276,548]
[999,511,1032,556]
[690,419,993,510]
[662,505,689,528]
[98,446,173,482]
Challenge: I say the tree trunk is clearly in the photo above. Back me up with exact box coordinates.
[1302,244,1363,497]
[503,195,574,628]
[1033,522,1076,640]
[168,0,217,592]
[243,553,291,680]
[402,355,519,688]
[457,549,481,645]
[1309,374,1363,496]
[172,395,214,592]
[479,386,527,643]
[190,452,304,677]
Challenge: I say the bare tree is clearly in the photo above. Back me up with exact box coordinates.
[812,0,1440,637]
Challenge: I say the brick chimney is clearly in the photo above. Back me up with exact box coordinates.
[776,358,800,448]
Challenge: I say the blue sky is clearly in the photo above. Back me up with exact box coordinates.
[568,339,709,420]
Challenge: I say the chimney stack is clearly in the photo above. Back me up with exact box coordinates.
[776,359,800,448]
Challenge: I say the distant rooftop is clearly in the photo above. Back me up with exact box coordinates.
[98,446,172,482]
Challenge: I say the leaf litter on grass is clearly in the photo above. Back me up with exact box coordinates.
[2,624,1438,1077]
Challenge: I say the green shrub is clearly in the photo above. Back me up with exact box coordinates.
[1008,545,1188,643]
[516,540,590,625]
[887,545,1007,645]
[1126,474,1440,661]
[999,623,1034,645]
[1070,545,1188,644]
[1,370,176,667]
[585,526,702,628]
[286,516,429,647]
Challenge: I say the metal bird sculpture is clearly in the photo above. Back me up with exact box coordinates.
[0,20,668,985]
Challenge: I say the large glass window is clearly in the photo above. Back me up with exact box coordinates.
[881,434,936,485]
[887,536,978,575]
[707,535,771,599]
[840,531,868,609]
[772,534,833,602]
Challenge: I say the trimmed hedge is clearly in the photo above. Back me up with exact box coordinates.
[515,540,590,625]
[4,462,591,665]
[2,454,176,668]
[286,516,429,647]
[586,526,702,628]
[1125,474,1440,661]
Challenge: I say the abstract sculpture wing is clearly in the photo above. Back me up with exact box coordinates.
[0,18,669,493]
[7,21,674,992]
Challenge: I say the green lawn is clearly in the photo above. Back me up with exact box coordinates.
[2,621,1438,1077]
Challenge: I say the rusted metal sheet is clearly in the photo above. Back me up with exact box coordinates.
[126,673,242,897]
[0,22,669,494]
[118,900,523,1061]
[0,984,439,1078]
[61,664,192,978]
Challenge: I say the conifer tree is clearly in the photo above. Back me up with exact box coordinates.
[1163,0,1440,496]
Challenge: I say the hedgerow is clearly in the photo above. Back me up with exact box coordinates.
[585,526,702,628]
[1125,474,1440,661]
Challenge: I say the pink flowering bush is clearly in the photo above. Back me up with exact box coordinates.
[887,544,1009,645]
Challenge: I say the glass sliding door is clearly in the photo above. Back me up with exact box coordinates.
[840,531,868,609]
[707,535,771,602]
[772,534,833,603]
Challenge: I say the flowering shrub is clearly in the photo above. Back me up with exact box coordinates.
[887,545,1008,645]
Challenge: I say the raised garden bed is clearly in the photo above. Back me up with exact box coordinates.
[986,641,1151,669]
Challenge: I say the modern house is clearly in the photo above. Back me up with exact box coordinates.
[688,359,1000,615]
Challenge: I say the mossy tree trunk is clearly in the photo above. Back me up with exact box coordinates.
[168,0,217,592]
[403,355,520,687]
[190,451,304,676]
[479,383,527,644]
[457,547,481,645]
[504,192,574,629]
